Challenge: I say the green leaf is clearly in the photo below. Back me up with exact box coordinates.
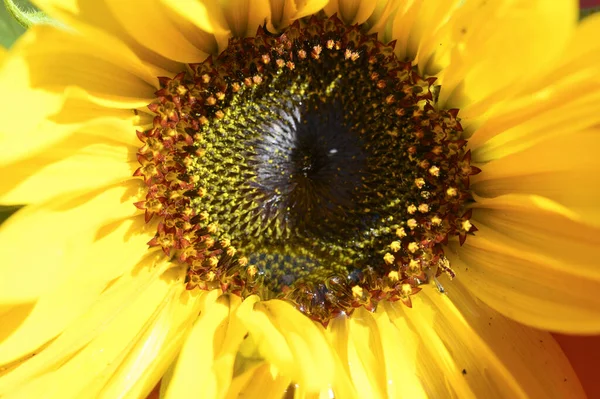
[0,0,26,48]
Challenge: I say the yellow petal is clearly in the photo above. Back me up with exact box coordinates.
[269,0,298,29]
[372,308,428,398]
[0,215,157,367]
[386,281,585,397]
[34,0,184,75]
[364,0,400,41]
[293,0,329,20]
[227,363,291,399]
[0,265,185,399]
[346,308,387,398]
[96,284,202,399]
[466,8,600,152]
[0,180,143,304]
[0,29,65,167]
[324,0,377,25]
[0,133,136,205]
[390,0,463,71]
[163,291,244,399]
[0,92,142,169]
[0,254,168,392]
[235,298,335,393]
[269,0,329,31]
[217,0,272,38]
[471,128,600,225]
[160,0,230,53]
[322,315,360,399]
[103,0,212,63]
[434,0,577,109]
[7,24,157,109]
[447,194,600,333]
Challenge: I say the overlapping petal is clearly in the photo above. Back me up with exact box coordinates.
[448,194,600,333]
[466,12,600,149]
[0,263,196,399]
[386,282,585,397]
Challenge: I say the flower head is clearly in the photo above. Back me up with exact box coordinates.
[0,0,599,397]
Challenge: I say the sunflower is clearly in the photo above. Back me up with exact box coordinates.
[1,0,599,397]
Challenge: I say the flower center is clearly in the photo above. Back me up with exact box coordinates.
[134,15,479,324]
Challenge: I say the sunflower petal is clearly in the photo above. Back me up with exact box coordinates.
[235,298,335,393]
[448,194,600,333]
[471,128,600,225]
[0,215,157,368]
[226,363,291,399]
[162,291,244,399]
[467,11,600,155]
[0,29,65,167]
[372,308,428,398]
[6,24,157,109]
[324,0,377,25]
[346,308,387,398]
[390,0,463,71]
[293,0,329,20]
[103,0,212,63]
[0,180,143,304]
[385,281,585,397]
[97,284,203,399]
[0,265,185,399]
[0,133,136,205]
[34,0,184,74]
[216,0,271,38]
[434,0,577,110]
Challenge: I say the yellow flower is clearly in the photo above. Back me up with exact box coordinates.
[1,0,599,398]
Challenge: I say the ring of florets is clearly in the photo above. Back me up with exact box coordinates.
[133,15,479,324]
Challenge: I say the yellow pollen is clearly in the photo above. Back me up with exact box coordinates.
[396,227,407,238]
[407,204,417,214]
[431,215,442,225]
[408,259,420,274]
[407,219,418,229]
[429,165,440,176]
[238,257,249,267]
[207,257,219,268]
[408,242,419,253]
[352,285,364,298]
[446,187,458,197]
[418,204,429,213]
[462,220,473,231]
[247,265,257,277]
[388,271,399,281]
[389,241,401,252]
[207,271,216,281]
[207,223,219,234]
[415,178,425,189]
[384,252,395,265]
[401,283,412,297]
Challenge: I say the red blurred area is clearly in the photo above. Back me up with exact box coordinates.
[554,334,600,398]
[581,0,600,8]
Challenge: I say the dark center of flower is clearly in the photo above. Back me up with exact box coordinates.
[134,15,479,324]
